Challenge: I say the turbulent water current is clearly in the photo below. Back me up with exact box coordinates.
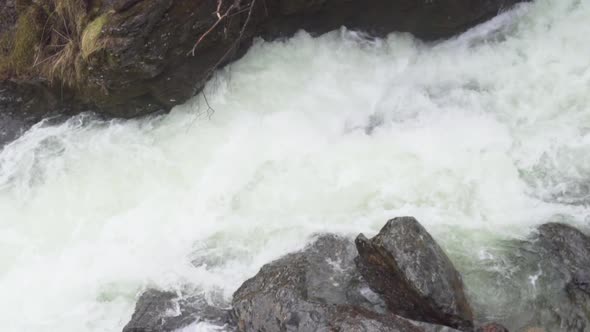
[1,0,590,331]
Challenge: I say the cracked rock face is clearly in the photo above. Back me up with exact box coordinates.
[355,217,474,330]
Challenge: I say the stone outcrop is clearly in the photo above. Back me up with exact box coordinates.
[125,219,487,332]
[0,0,527,136]
[0,80,63,146]
[355,217,474,330]
[123,219,590,332]
[231,234,417,331]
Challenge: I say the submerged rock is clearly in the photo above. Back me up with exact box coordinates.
[123,289,233,332]
[535,222,590,277]
[0,0,527,130]
[533,222,590,330]
[355,217,474,330]
[231,234,421,331]
[534,222,590,300]
[490,221,590,331]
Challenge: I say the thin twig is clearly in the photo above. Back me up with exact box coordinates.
[187,0,257,124]
[188,0,239,56]
[52,28,73,42]
[207,0,256,75]
[32,52,62,68]
[201,90,215,119]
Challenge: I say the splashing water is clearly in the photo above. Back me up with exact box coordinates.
[1,0,589,331]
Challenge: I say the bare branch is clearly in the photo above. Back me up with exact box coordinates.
[188,0,257,119]
[207,0,256,74]
[189,0,242,56]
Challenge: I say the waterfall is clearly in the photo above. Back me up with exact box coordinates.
[1,0,589,331]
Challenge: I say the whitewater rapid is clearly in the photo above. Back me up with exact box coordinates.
[1,0,590,331]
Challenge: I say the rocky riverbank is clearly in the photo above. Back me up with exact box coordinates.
[0,0,527,144]
[122,217,590,331]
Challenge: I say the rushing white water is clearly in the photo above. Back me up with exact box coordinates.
[1,0,590,331]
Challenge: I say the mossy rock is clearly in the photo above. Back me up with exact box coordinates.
[81,13,109,59]
[3,5,46,76]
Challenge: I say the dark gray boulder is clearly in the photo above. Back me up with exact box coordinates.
[355,217,474,330]
[535,222,590,277]
[0,81,61,147]
[231,234,421,331]
[262,0,528,41]
[488,221,590,331]
[124,224,482,331]
[533,222,590,331]
[123,289,234,332]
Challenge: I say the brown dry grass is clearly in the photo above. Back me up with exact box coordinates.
[36,0,89,85]
[0,0,97,87]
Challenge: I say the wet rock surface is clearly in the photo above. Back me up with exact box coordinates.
[479,221,590,331]
[231,234,416,331]
[530,222,590,331]
[535,222,590,277]
[123,218,590,332]
[0,81,62,147]
[0,0,527,142]
[125,220,485,331]
[262,0,528,41]
[123,289,234,332]
[355,217,474,330]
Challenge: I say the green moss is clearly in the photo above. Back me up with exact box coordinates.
[9,7,45,75]
[0,1,98,83]
[0,32,14,76]
[81,14,109,59]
